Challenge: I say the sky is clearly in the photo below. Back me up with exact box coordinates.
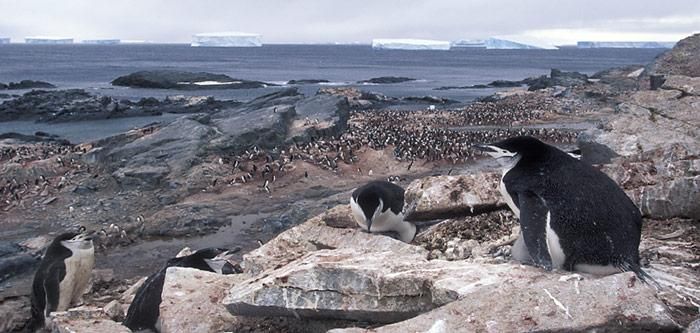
[1,0,698,45]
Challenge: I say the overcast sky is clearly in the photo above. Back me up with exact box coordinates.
[1,0,698,44]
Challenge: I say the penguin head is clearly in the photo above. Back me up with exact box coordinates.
[173,247,240,275]
[56,228,95,252]
[356,190,384,232]
[476,136,550,164]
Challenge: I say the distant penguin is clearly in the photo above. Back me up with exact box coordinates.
[350,180,416,243]
[30,230,95,330]
[123,248,239,332]
[476,136,650,280]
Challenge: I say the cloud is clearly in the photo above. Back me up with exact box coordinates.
[0,0,698,43]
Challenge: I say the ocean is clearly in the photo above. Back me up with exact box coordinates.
[0,44,666,102]
[0,44,666,142]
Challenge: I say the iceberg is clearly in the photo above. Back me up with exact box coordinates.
[191,32,262,47]
[25,36,74,44]
[452,38,554,50]
[372,39,451,50]
[0,38,10,44]
[82,39,121,45]
[577,41,675,49]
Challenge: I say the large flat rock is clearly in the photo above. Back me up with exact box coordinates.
[330,272,678,333]
[228,247,553,324]
[404,172,506,220]
[159,267,247,333]
[241,205,428,276]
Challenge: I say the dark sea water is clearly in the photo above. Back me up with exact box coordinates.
[0,44,666,141]
[0,44,665,102]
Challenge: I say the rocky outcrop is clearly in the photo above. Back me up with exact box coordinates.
[111,70,271,90]
[0,89,162,123]
[0,80,55,90]
[287,79,330,85]
[48,307,131,333]
[159,267,247,333]
[317,87,397,109]
[434,79,524,90]
[652,33,700,77]
[403,172,506,220]
[527,69,589,91]
[358,77,415,84]
[582,85,700,219]
[330,272,679,333]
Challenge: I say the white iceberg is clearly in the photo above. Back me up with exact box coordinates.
[25,36,74,44]
[372,38,451,50]
[0,38,10,44]
[452,37,556,50]
[191,32,262,47]
[81,39,121,45]
[577,41,675,49]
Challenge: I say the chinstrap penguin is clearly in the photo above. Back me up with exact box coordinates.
[30,229,95,331]
[350,180,416,243]
[476,136,650,281]
[123,247,240,332]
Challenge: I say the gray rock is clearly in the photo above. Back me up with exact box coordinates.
[159,267,246,333]
[111,70,271,90]
[652,33,700,77]
[403,172,506,220]
[687,318,700,333]
[661,75,700,96]
[0,296,31,333]
[48,306,131,333]
[241,205,427,276]
[330,272,678,333]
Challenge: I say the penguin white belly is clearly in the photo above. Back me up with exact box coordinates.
[545,212,566,269]
[57,246,95,311]
[350,197,367,229]
[500,177,520,218]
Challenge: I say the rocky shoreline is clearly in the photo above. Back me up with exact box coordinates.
[0,34,699,332]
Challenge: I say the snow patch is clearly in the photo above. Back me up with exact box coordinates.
[372,38,451,50]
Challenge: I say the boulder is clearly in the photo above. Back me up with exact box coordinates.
[403,172,506,220]
[48,307,131,333]
[0,296,31,333]
[358,77,416,84]
[227,249,546,323]
[241,205,427,276]
[287,94,350,141]
[652,33,700,77]
[111,70,271,90]
[661,75,700,96]
[1,80,56,90]
[159,267,247,333]
[287,79,330,85]
[330,272,678,333]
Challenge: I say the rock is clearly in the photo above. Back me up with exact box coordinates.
[18,235,52,254]
[287,94,350,141]
[652,33,700,77]
[358,77,415,84]
[103,299,124,321]
[330,272,678,333]
[48,307,131,333]
[287,79,330,85]
[241,205,427,276]
[0,89,161,122]
[120,276,148,304]
[527,69,589,91]
[0,296,31,333]
[317,87,397,109]
[401,96,458,104]
[159,267,246,333]
[0,80,56,90]
[688,318,700,333]
[403,172,506,220]
[0,253,39,282]
[111,70,271,90]
[661,75,700,96]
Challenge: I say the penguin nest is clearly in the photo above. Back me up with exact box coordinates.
[416,210,518,253]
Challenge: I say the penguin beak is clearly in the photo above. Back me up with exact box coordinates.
[474,144,497,153]
[366,218,373,233]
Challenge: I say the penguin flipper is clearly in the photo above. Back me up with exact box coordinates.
[518,191,553,270]
[44,264,64,316]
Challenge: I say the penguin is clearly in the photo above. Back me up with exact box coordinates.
[350,180,416,243]
[475,136,650,281]
[123,248,240,332]
[30,229,95,330]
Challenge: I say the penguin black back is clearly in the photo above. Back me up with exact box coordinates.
[351,180,404,220]
[29,232,79,331]
[123,248,232,331]
[480,136,645,279]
